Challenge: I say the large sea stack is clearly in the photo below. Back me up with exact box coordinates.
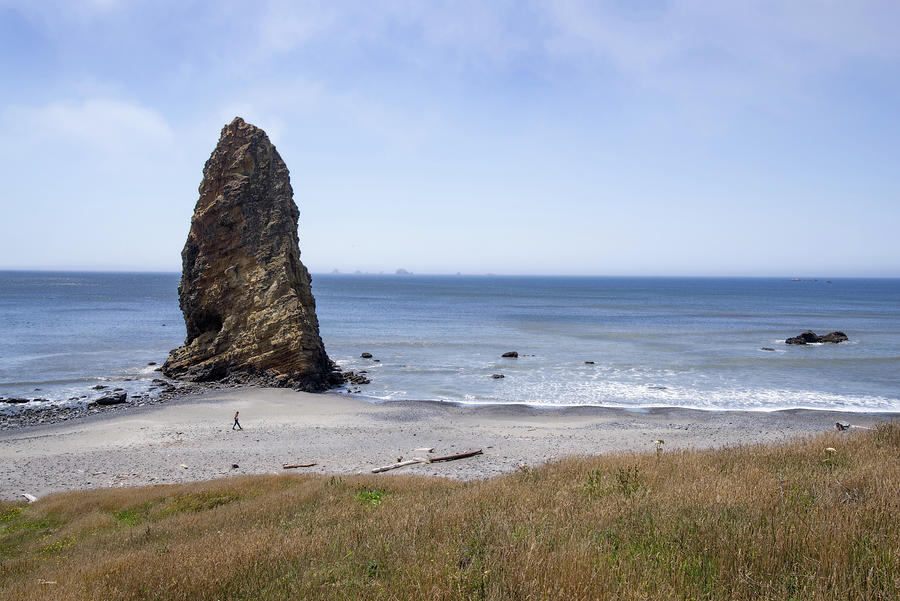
[163,117,339,390]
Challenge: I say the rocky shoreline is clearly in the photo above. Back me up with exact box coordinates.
[1,380,196,430]
[0,369,370,431]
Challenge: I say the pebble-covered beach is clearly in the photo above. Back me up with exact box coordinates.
[1,387,894,502]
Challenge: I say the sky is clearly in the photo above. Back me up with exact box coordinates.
[1,1,898,277]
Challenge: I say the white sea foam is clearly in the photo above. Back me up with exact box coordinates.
[440,380,899,412]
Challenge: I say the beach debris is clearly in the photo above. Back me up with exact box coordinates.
[834,421,872,431]
[231,464,239,469]
[491,374,505,379]
[361,352,373,359]
[414,447,435,453]
[501,351,518,358]
[372,458,426,473]
[429,449,483,463]
[39,580,57,585]
[760,347,775,351]
[283,462,317,469]
[180,464,189,469]
[22,493,37,503]
[584,361,595,364]
[825,447,837,454]
[785,330,848,345]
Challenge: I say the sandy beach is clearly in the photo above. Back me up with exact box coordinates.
[0,388,893,501]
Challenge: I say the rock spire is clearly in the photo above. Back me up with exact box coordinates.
[163,117,339,390]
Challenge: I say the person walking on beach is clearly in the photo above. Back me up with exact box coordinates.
[232,411,242,430]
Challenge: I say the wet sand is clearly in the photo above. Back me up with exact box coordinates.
[0,388,893,501]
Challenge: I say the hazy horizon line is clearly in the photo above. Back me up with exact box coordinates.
[1,268,898,279]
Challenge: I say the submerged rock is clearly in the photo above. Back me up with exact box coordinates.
[785,331,848,345]
[163,117,340,390]
[501,351,519,358]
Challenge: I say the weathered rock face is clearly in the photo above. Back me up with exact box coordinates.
[163,117,339,390]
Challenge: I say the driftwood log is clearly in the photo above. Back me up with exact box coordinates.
[372,458,425,473]
[429,449,483,463]
[282,462,317,469]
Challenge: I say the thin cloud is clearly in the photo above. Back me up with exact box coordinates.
[3,98,174,151]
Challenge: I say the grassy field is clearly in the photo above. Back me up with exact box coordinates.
[1,423,898,600]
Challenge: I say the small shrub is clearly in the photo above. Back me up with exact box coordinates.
[584,468,606,498]
[355,488,385,507]
[615,465,643,498]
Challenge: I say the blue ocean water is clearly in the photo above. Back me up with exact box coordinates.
[1,271,899,412]
[0,272,183,405]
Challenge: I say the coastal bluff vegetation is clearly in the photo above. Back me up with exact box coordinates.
[162,117,340,391]
[2,424,898,600]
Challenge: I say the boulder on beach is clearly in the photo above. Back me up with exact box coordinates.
[785,331,849,345]
[93,392,127,406]
[162,117,341,390]
[501,351,519,358]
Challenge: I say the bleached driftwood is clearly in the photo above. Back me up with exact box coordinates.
[22,493,37,503]
[835,422,873,431]
[428,449,483,463]
[372,458,426,473]
[282,462,317,469]
[414,447,435,453]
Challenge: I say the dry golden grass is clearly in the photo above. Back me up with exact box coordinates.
[2,423,899,600]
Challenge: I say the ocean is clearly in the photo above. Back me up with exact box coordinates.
[1,271,898,412]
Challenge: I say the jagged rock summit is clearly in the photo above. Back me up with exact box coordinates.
[163,117,340,390]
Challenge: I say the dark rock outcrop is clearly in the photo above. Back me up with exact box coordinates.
[342,371,371,385]
[93,392,127,406]
[501,351,519,358]
[785,331,848,345]
[818,331,849,343]
[163,117,340,390]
